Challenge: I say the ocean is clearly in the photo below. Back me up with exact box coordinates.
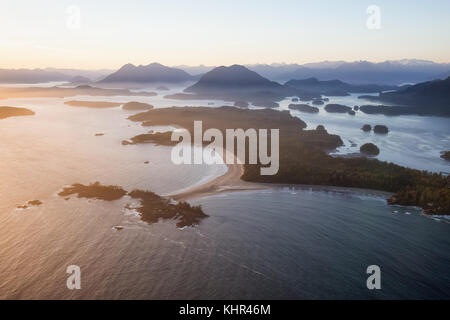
[0,88,449,299]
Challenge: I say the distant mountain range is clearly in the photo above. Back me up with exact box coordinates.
[173,65,215,76]
[359,77,450,117]
[245,64,302,80]
[176,60,449,84]
[285,78,398,96]
[44,68,114,81]
[0,68,70,84]
[0,68,112,84]
[278,60,450,85]
[99,63,196,83]
[0,59,448,86]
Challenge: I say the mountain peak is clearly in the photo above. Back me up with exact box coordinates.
[185,64,281,93]
[100,63,194,83]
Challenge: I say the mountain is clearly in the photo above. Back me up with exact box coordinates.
[359,77,450,117]
[185,64,283,93]
[285,77,398,96]
[45,68,114,81]
[99,63,195,83]
[174,64,215,76]
[168,65,314,107]
[280,60,450,85]
[0,68,70,84]
[246,63,302,80]
[434,70,450,80]
[69,75,92,84]
[302,61,346,69]
[0,68,114,84]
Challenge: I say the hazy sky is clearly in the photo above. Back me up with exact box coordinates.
[0,0,449,69]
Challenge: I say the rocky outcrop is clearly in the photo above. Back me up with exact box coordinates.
[360,143,380,156]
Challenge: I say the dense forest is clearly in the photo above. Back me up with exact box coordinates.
[242,135,450,214]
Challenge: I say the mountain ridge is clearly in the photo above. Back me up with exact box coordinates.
[99,63,195,83]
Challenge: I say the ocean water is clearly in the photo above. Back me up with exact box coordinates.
[278,94,450,173]
[0,89,449,299]
[1,187,448,299]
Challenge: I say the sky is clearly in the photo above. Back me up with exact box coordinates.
[0,0,449,69]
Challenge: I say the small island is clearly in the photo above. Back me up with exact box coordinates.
[122,101,154,111]
[360,143,380,156]
[0,106,35,120]
[58,182,207,228]
[324,104,352,113]
[288,103,319,113]
[128,189,207,228]
[122,131,177,146]
[58,182,127,201]
[17,200,43,209]
[361,124,372,132]
[441,151,450,161]
[374,125,389,134]
[312,99,324,105]
[64,100,121,108]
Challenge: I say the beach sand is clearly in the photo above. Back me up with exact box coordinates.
[167,150,267,201]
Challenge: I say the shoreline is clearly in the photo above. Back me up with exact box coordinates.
[166,150,267,201]
[167,149,395,202]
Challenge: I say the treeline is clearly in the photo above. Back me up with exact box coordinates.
[242,136,450,214]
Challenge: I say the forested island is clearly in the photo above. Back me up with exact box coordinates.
[122,131,177,146]
[288,103,319,113]
[324,104,352,113]
[128,106,450,215]
[58,182,207,228]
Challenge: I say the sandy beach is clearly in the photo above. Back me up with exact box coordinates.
[167,150,267,201]
[167,148,397,202]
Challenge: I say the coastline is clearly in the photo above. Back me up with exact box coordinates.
[167,149,395,202]
[167,150,267,201]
